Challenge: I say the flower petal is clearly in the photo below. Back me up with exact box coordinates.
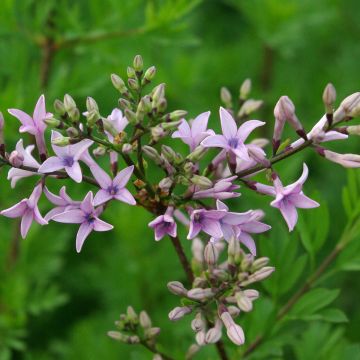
[93,218,114,232]
[113,165,134,188]
[80,192,94,213]
[202,218,223,238]
[237,120,265,142]
[114,188,136,205]
[220,107,237,139]
[201,135,228,148]
[89,163,112,188]
[65,162,82,183]
[289,193,319,208]
[1,200,27,218]
[38,156,64,173]
[52,209,84,223]
[93,189,113,206]
[21,209,34,238]
[76,222,93,252]
[278,202,298,231]
[191,111,210,136]
[239,232,257,255]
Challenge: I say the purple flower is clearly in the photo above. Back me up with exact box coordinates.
[187,208,227,239]
[8,95,52,157]
[43,186,81,221]
[38,131,93,183]
[149,207,177,241]
[253,164,319,231]
[0,183,47,238]
[172,111,214,150]
[7,139,41,188]
[193,176,240,200]
[211,200,271,255]
[51,192,113,252]
[201,107,265,161]
[90,163,136,206]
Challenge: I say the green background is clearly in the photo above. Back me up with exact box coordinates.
[1,0,360,359]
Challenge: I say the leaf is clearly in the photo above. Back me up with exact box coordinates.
[288,288,339,317]
[319,308,348,323]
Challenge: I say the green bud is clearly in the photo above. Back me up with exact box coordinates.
[86,97,99,112]
[44,117,61,128]
[323,83,336,114]
[126,306,138,324]
[191,175,212,189]
[68,107,80,123]
[128,78,139,91]
[142,145,163,165]
[143,66,156,84]
[157,98,167,113]
[125,109,137,124]
[133,55,143,73]
[86,110,99,127]
[93,146,106,157]
[220,87,232,107]
[54,99,66,116]
[169,110,187,121]
[127,66,136,79]
[66,127,79,138]
[107,331,130,343]
[187,145,208,162]
[52,136,70,146]
[145,327,161,339]
[64,94,76,112]
[122,143,132,154]
[118,98,131,110]
[139,311,152,329]
[183,161,194,176]
[152,84,166,104]
[111,74,126,92]
[160,120,182,130]
[239,78,251,100]
[251,257,269,272]
[151,126,166,141]
[161,145,177,162]
[238,99,263,117]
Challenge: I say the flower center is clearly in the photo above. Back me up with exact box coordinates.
[85,213,95,224]
[107,184,119,195]
[194,212,203,223]
[63,156,74,167]
[228,138,239,148]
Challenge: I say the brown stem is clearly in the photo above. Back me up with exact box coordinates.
[243,243,344,357]
[214,333,229,360]
[170,235,194,284]
[140,340,174,360]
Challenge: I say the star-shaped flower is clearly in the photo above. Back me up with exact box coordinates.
[149,207,177,241]
[201,107,265,161]
[0,183,47,238]
[38,131,93,183]
[51,192,113,252]
[172,111,214,151]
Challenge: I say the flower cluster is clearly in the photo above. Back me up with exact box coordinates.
[1,55,360,355]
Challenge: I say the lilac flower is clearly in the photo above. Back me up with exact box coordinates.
[172,111,214,150]
[8,95,52,157]
[193,176,240,200]
[89,163,136,206]
[253,164,319,231]
[0,183,47,238]
[149,207,177,241]
[43,186,81,221]
[201,107,265,161]
[7,139,41,188]
[317,148,360,168]
[38,131,93,183]
[187,208,227,239]
[51,192,113,252]
[212,200,271,255]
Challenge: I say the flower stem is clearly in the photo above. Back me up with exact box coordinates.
[170,235,194,284]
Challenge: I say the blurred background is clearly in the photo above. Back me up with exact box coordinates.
[1,0,360,359]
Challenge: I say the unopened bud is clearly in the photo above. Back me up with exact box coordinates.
[193,277,207,288]
[145,327,161,339]
[212,268,229,281]
[251,257,269,271]
[192,238,204,263]
[238,99,263,117]
[159,177,173,191]
[228,237,241,264]
[235,292,253,312]
[44,117,61,128]
[168,306,192,321]
[161,145,177,162]
[220,87,232,108]
[54,99,66,115]
[220,312,245,345]
[347,125,360,135]
[86,97,98,112]
[151,126,166,142]
[126,306,138,323]
[129,336,140,344]
[152,84,166,104]
[124,109,137,124]
[93,146,106,157]
[323,83,336,114]
[195,330,206,346]
[227,306,241,318]
[143,146,163,165]
[167,281,187,296]
[63,94,76,112]
[191,313,205,332]
[107,331,129,342]
[340,92,360,118]
[127,66,136,79]
[9,151,24,167]
[143,66,157,84]
[153,355,163,360]
[187,288,214,301]
[241,266,275,285]
[241,254,253,271]
[121,143,132,154]
[205,326,222,344]
[139,311,152,328]
[68,107,80,123]
[186,344,200,360]
[128,78,139,91]
[52,136,70,146]
[133,55,143,73]
[111,74,127,94]
[240,78,252,100]
[187,145,208,162]
[118,98,131,110]
[191,175,212,189]
[168,110,187,121]
[244,289,259,301]
[66,127,79,138]
[160,120,182,131]
[204,242,218,265]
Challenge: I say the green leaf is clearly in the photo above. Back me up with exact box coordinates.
[319,308,348,323]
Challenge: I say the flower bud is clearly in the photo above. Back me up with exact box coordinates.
[239,78,251,100]
[68,107,80,123]
[159,177,173,191]
[191,238,204,263]
[227,306,241,318]
[151,126,166,142]
[187,288,214,301]
[160,120,182,130]
[212,268,229,281]
[66,127,79,138]
[139,310,152,328]
[205,326,222,344]
[238,99,263,117]
[143,66,156,84]
[244,289,259,301]
[251,257,269,271]
[187,145,208,162]
[9,150,24,167]
[143,146,163,165]
[126,306,138,323]
[107,331,130,342]
[193,277,207,288]
[323,83,336,115]
[44,117,61,128]
[195,330,206,346]
[161,145,177,162]
[127,66,136,79]
[228,236,241,264]
[220,312,245,346]
[152,84,166,104]
[128,335,140,344]
[54,99,66,116]
[118,98,131,110]
[220,87,232,108]
[111,74,128,94]
[91,147,106,158]
[340,92,360,118]
[191,313,205,332]
[128,78,139,91]
[52,136,70,146]
[241,266,275,285]
[346,125,360,135]
[168,110,187,121]
[145,327,161,339]
[133,55,143,73]
[124,109,137,125]
[86,96,99,112]
[167,281,187,296]
[204,242,218,265]
[235,292,253,312]
[63,94,76,112]
[191,175,213,189]
[120,143,132,155]
[153,355,163,360]
[168,306,192,321]
[186,344,200,360]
